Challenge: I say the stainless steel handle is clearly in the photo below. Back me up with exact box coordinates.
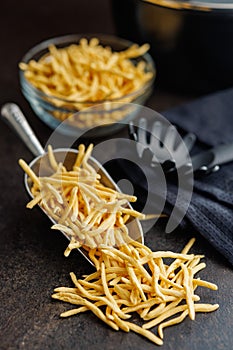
[190,142,233,172]
[1,103,44,157]
[208,143,233,168]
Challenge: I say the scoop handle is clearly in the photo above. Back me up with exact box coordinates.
[1,103,44,157]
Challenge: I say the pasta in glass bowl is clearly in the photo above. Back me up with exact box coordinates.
[19,34,155,137]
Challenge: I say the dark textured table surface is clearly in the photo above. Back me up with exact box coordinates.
[0,1,233,349]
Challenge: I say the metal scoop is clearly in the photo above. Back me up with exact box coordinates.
[1,103,144,265]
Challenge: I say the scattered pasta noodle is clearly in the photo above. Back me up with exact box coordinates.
[19,38,154,126]
[52,238,218,346]
[18,143,219,346]
[18,143,149,249]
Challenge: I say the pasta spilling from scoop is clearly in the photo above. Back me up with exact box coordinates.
[19,143,219,346]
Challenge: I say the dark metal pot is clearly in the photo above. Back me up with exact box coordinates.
[111,0,233,93]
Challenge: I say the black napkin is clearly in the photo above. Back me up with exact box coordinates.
[163,87,233,147]
[103,87,233,266]
[163,87,233,266]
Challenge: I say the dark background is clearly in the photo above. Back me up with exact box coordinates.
[0,1,232,350]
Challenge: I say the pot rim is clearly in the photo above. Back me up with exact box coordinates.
[142,0,233,11]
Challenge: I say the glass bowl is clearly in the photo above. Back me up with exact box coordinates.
[19,34,156,137]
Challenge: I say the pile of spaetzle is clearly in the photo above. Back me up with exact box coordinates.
[53,238,218,346]
[19,144,218,346]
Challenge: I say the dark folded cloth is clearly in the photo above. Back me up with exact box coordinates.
[163,87,233,265]
[163,87,233,147]
[104,87,233,266]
